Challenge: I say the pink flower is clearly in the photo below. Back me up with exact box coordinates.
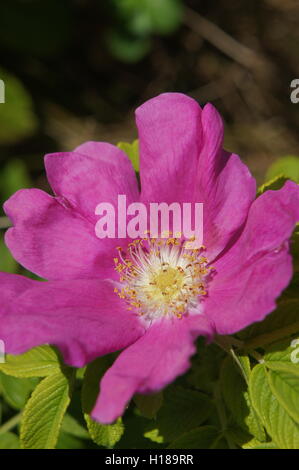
[1,93,299,424]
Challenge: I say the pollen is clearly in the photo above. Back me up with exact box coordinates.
[113,235,213,322]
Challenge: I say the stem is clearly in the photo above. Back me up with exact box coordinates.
[0,412,22,435]
[213,383,236,450]
[243,322,299,351]
[214,335,244,353]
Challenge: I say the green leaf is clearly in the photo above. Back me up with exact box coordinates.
[20,370,74,449]
[257,175,289,195]
[82,357,124,448]
[156,386,213,442]
[106,31,151,63]
[0,346,61,378]
[1,158,31,201]
[114,0,182,36]
[85,415,124,449]
[266,363,299,424]
[168,426,220,449]
[134,391,163,419]
[0,432,20,449]
[144,0,183,35]
[291,226,299,272]
[220,357,266,442]
[0,236,18,273]
[242,438,278,449]
[187,340,225,393]
[117,140,139,171]
[61,414,89,440]
[266,156,299,184]
[264,338,299,363]
[0,372,38,410]
[249,364,299,448]
[0,68,37,144]
[238,299,299,349]
[143,428,164,444]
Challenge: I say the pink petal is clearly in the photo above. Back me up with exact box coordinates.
[0,275,145,367]
[0,272,34,313]
[196,104,256,260]
[4,188,118,281]
[45,143,139,223]
[136,93,202,204]
[92,314,213,424]
[204,180,299,334]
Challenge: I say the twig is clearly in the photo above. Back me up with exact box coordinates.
[184,7,264,71]
[0,412,22,434]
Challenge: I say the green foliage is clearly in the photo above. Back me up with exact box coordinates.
[0,182,299,448]
[20,370,74,449]
[154,386,213,442]
[266,155,299,184]
[0,158,31,202]
[82,357,124,448]
[0,69,37,145]
[108,0,183,62]
[0,346,62,378]
[168,426,221,449]
[257,174,289,195]
[0,373,38,410]
[249,364,299,449]
[134,391,163,419]
[117,140,140,171]
[0,236,18,273]
[0,432,20,449]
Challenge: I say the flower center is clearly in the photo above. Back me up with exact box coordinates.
[113,234,213,322]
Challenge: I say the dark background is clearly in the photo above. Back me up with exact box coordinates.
[0,0,299,214]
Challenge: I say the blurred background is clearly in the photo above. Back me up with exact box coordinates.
[1,0,299,449]
[1,0,299,271]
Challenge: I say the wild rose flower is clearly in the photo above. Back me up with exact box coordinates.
[1,93,299,424]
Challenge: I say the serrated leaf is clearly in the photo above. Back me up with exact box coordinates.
[220,357,266,442]
[117,140,139,171]
[0,432,20,449]
[85,415,124,448]
[0,346,61,378]
[266,363,299,424]
[82,356,124,448]
[168,426,220,449]
[264,338,299,363]
[0,372,38,410]
[156,386,213,442]
[20,370,74,449]
[249,364,299,448]
[134,391,163,419]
